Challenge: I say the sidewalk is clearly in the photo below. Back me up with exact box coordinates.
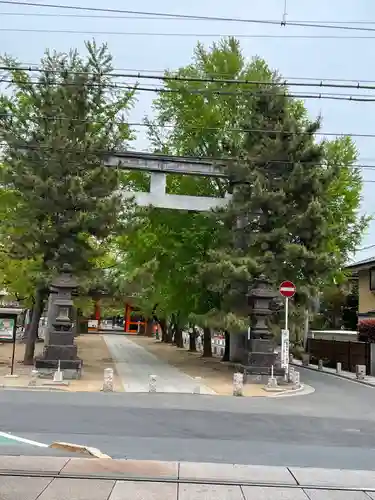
[2,455,375,499]
[292,358,375,388]
[103,335,216,394]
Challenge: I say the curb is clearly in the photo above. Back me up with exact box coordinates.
[0,385,66,392]
[50,442,112,459]
[270,383,315,397]
[291,362,375,388]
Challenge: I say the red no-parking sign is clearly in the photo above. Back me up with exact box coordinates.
[279,281,296,298]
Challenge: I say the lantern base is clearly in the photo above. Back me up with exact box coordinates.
[34,357,82,379]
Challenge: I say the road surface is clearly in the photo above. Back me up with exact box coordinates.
[2,368,375,469]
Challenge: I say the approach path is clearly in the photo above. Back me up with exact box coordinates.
[103,334,215,394]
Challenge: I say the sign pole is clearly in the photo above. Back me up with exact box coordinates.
[10,316,17,376]
[279,281,296,383]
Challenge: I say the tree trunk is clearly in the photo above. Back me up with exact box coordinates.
[166,319,174,343]
[202,326,212,358]
[159,318,168,342]
[189,326,197,352]
[170,314,177,344]
[23,288,45,365]
[222,330,230,361]
[145,319,153,337]
[175,325,183,348]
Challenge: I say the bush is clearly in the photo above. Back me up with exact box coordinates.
[358,319,375,342]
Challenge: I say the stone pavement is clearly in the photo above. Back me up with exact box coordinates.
[2,455,375,499]
[103,334,215,394]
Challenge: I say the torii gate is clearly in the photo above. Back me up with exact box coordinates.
[90,151,232,332]
[104,151,232,211]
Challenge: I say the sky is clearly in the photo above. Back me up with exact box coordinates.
[1,0,375,262]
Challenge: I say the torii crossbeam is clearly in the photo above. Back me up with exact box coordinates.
[104,151,231,211]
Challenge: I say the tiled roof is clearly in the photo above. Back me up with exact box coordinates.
[346,255,375,269]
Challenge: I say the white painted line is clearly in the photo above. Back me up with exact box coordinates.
[0,431,49,448]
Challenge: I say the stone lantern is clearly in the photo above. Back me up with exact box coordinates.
[245,274,281,376]
[35,264,82,377]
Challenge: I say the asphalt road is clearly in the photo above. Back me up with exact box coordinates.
[2,368,375,469]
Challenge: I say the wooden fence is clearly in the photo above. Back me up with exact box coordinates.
[306,338,371,374]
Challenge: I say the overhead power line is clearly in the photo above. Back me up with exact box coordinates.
[357,244,375,251]
[10,64,375,84]
[2,28,375,39]
[1,77,375,103]
[2,111,375,142]
[5,143,375,174]
[2,1,375,33]
[4,65,375,92]
[3,11,375,25]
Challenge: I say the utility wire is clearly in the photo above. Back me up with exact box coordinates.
[2,1,375,33]
[3,115,375,142]
[4,144,375,178]
[4,65,375,92]
[1,77,375,103]
[3,11,375,25]
[356,244,375,251]
[2,27,375,39]
[11,64,375,84]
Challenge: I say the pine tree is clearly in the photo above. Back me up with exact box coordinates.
[202,87,366,329]
[0,41,135,362]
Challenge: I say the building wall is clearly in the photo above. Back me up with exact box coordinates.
[358,269,375,314]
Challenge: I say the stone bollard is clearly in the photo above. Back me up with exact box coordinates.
[193,377,201,394]
[233,372,244,397]
[289,353,294,363]
[336,362,342,374]
[318,359,323,371]
[102,368,114,392]
[301,353,310,366]
[149,375,157,393]
[293,371,301,389]
[356,365,366,380]
[288,366,295,383]
[29,368,39,387]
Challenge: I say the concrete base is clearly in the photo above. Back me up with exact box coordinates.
[34,367,82,380]
[35,358,82,379]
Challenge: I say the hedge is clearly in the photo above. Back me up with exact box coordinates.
[358,319,375,342]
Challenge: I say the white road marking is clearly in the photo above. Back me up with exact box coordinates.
[0,431,49,447]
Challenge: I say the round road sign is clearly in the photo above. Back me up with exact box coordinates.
[279,281,296,298]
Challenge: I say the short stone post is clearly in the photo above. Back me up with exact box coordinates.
[149,374,157,392]
[336,362,342,374]
[193,377,201,394]
[288,366,295,383]
[29,368,39,387]
[233,372,244,396]
[301,354,309,366]
[318,359,323,371]
[356,365,366,380]
[293,371,301,389]
[102,367,114,392]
